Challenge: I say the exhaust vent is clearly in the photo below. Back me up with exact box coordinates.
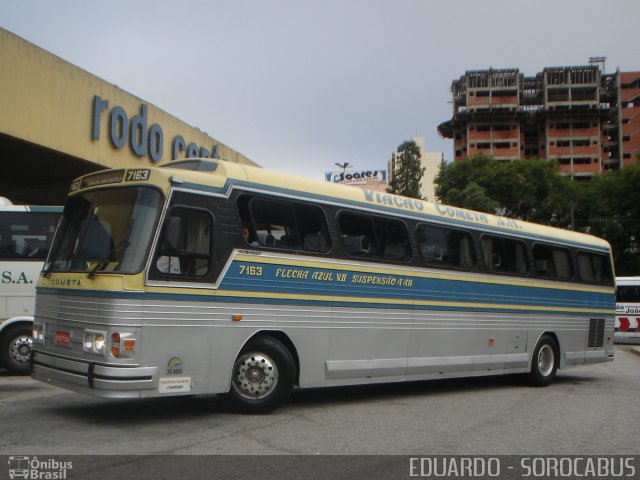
[588,318,605,348]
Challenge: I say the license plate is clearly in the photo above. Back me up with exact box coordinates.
[54,331,71,347]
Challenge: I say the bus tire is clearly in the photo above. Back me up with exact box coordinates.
[528,334,558,387]
[225,336,295,414]
[0,323,33,375]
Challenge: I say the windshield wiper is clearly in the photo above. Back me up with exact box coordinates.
[42,262,54,279]
[87,217,135,279]
[87,238,130,279]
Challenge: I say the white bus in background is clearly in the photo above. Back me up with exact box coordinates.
[615,276,640,343]
[0,197,61,373]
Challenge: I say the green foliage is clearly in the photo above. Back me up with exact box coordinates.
[572,163,640,274]
[387,140,425,199]
[434,154,640,274]
[435,155,574,225]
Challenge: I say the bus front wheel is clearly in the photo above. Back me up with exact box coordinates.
[225,336,295,414]
[528,334,559,387]
[0,324,33,375]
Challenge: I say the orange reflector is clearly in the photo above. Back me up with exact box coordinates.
[488,337,495,347]
[232,314,243,321]
[124,340,135,351]
[111,332,121,357]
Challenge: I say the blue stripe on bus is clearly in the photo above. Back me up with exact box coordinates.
[36,287,613,316]
[220,262,613,310]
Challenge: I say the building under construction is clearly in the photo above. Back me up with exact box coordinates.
[438,65,640,178]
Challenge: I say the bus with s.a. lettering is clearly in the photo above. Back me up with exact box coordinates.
[31,160,615,412]
[0,198,61,373]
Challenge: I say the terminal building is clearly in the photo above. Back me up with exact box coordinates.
[438,65,640,179]
[0,27,257,205]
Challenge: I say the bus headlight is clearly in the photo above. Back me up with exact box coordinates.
[94,334,105,353]
[83,330,107,355]
[84,334,94,351]
[33,324,45,344]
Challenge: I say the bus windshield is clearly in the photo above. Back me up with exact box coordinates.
[45,186,163,275]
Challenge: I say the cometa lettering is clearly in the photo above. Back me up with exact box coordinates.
[435,203,489,224]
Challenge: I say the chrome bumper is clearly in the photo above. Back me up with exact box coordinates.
[32,350,158,398]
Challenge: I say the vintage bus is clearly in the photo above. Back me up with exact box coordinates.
[615,276,640,343]
[0,198,61,373]
[31,160,615,412]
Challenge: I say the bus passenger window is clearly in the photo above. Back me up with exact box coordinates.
[295,203,330,253]
[338,212,409,261]
[533,244,572,280]
[577,252,613,285]
[154,206,213,279]
[481,235,528,275]
[237,195,330,253]
[338,212,377,258]
[0,212,60,261]
[417,224,476,269]
[379,217,409,261]
[248,199,299,249]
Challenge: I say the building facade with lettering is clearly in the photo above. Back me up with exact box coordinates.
[0,27,257,204]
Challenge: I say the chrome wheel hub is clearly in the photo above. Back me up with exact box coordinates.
[537,344,554,377]
[10,335,33,365]
[232,352,278,400]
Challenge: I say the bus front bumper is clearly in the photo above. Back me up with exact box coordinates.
[31,350,158,398]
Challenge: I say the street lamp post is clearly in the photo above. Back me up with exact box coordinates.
[335,162,351,175]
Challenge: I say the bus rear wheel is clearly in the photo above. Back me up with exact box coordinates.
[225,336,295,414]
[1,324,33,375]
[528,334,558,387]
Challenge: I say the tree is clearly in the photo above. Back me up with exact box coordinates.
[435,154,501,211]
[435,153,640,274]
[434,154,573,225]
[573,163,640,274]
[387,140,425,199]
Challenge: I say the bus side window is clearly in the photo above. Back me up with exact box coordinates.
[417,223,476,269]
[0,212,61,261]
[577,252,613,285]
[154,206,213,279]
[533,244,572,280]
[338,212,377,258]
[481,235,529,275]
[156,216,182,274]
[338,211,409,262]
[295,203,330,254]
[248,198,299,249]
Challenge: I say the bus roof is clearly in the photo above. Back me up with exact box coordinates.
[70,158,611,252]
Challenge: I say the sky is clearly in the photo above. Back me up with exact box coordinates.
[1,0,639,181]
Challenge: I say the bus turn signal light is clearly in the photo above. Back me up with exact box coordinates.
[111,332,121,358]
